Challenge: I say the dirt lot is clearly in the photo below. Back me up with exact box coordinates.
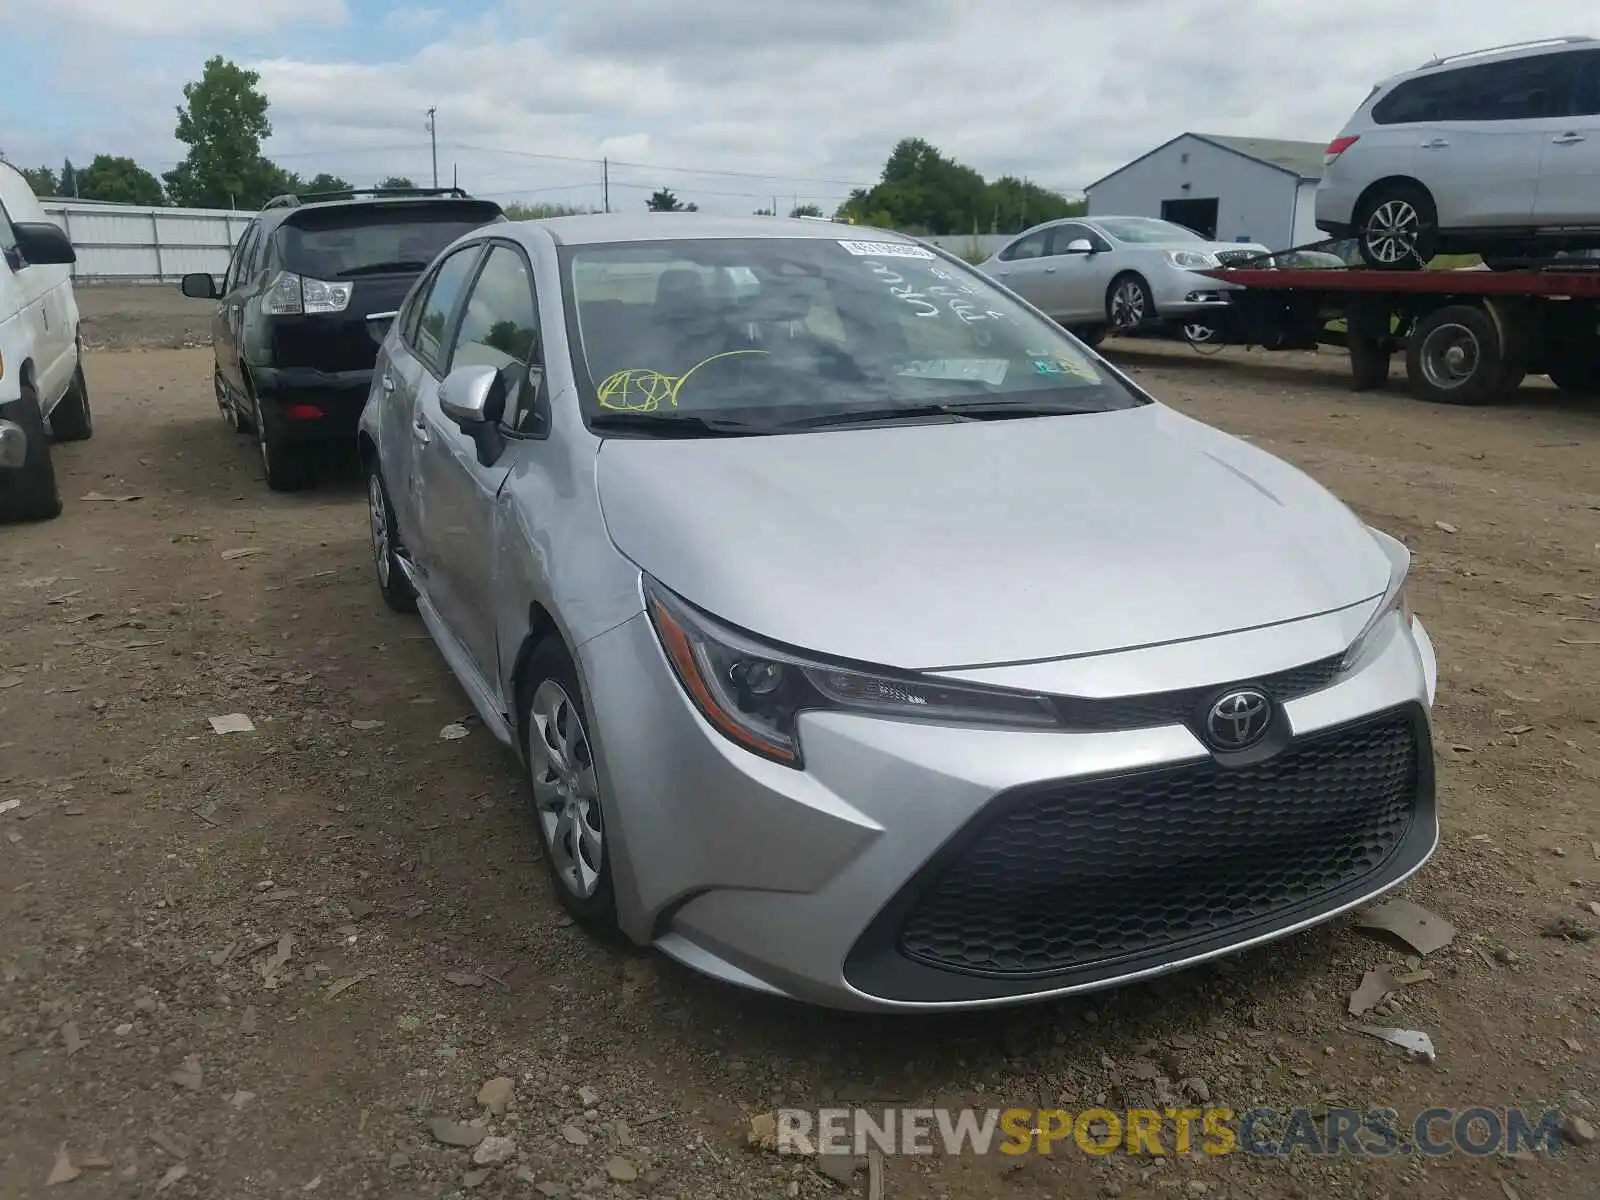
[2,286,1598,1200]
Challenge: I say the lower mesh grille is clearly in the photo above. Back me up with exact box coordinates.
[897,711,1420,978]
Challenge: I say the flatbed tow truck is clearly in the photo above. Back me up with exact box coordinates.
[1190,251,1600,406]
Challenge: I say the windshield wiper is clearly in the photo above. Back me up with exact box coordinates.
[779,401,1105,430]
[588,411,774,438]
[336,260,432,277]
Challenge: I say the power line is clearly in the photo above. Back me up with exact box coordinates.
[449,142,872,189]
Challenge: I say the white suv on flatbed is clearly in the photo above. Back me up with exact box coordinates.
[1315,36,1600,269]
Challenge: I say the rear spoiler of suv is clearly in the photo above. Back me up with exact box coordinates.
[263,187,476,210]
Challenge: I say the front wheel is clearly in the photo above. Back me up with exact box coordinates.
[1355,184,1438,270]
[520,639,619,933]
[1106,274,1154,332]
[0,386,63,523]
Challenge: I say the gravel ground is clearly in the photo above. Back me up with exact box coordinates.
[1,287,1598,1199]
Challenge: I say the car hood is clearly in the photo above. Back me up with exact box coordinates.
[594,405,1390,671]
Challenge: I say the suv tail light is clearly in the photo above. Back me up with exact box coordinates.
[262,270,353,316]
[1324,135,1360,166]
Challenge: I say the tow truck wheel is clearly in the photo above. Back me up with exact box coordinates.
[1405,305,1511,405]
[1355,183,1437,271]
[1545,348,1600,395]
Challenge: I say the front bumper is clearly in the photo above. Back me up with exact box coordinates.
[252,366,373,442]
[1148,266,1241,319]
[580,603,1441,1012]
[0,418,26,469]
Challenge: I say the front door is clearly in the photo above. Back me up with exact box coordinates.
[1045,222,1116,322]
[1534,49,1600,227]
[413,242,542,686]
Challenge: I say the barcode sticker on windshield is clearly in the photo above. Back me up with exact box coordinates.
[837,240,936,259]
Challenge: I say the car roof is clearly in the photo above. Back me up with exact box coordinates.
[528,213,912,247]
[1383,35,1595,86]
[257,190,500,226]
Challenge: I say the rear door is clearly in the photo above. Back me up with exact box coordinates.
[413,241,542,684]
[269,200,503,375]
[1534,49,1600,226]
[983,228,1056,312]
[1411,54,1562,227]
[386,242,486,590]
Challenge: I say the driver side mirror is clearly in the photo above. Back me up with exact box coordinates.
[12,221,77,267]
[1063,238,1095,255]
[181,272,219,300]
[439,363,508,466]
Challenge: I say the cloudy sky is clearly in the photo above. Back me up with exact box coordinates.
[0,0,1589,213]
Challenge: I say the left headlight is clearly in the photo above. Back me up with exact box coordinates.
[643,576,1059,767]
[1166,250,1221,270]
[1340,526,1415,673]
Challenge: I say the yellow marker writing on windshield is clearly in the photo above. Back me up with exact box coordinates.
[597,350,769,411]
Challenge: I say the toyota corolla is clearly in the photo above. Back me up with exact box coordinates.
[357,214,1440,1012]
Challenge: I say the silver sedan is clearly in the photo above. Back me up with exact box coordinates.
[977,215,1273,343]
[359,214,1440,1012]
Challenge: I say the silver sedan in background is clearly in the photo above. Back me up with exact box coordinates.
[359,214,1439,1012]
[977,215,1273,344]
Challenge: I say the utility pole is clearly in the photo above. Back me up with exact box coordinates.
[425,107,438,188]
[602,158,609,213]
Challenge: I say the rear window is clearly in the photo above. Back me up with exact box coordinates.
[276,201,503,279]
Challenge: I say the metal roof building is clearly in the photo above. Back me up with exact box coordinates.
[1085,132,1329,253]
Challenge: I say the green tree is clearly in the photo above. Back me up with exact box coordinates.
[646,188,683,212]
[377,175,415,191]
[789,203,823,218]
[19,166,57,197]
[164,56,276,209]
[753,206,775,216]
[76,155,165,206]
[301,173,352,195]
[60,158,78,197]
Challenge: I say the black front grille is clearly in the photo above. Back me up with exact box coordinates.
[1215,248,1269,267]
[896,710,1420,978]
[1052,653,1344,732]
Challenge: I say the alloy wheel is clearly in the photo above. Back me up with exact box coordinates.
[1111,280,1146,329]
[527,679,604,899]
[1363,199,1421,266]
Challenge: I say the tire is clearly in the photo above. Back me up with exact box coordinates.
[1106,273,1155,332]
[519,638,620,933]
[1355,183,1438,270]
[1405,304,1511,405]
[251,389,311,492]
[0,386,63,523]
[50,364,92,442]
[1348,334,1390,391]
[1545,348,1600,394]
[365,462,417,614]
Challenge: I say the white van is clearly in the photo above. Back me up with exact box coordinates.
[0,159,86,522]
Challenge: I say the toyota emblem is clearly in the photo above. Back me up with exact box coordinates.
[1206,688,1273,750]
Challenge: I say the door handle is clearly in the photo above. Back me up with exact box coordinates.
[1043,266,1056,273]
[412,420,430,445]
[1553,132,1586,145]
[1421,138,1450,149]
[380,372,396,393]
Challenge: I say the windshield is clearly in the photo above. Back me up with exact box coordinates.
[276,202,502,278]
[559,237,1145,433]
[1093,217,1207,244]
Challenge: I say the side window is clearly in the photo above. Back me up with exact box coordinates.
[1000,230,1050,261]
[1372,73,1461,125]
[1048,223,1105,254]
[1447,55,1566,122]
[447,245,542,430]
[1569,50,1600,116]
[223,222,259,292]
[412,245,482,375]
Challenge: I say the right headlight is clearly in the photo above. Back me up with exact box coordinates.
[643,575,1059,767]
[1166,249,1221,270]
[1341,526,1414,673]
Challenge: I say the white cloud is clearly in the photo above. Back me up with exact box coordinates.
[35,0,346,35]
[3,0,1594,213]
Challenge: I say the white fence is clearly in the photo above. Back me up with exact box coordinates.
[40,199,252,283]
[921,233,1010,261]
